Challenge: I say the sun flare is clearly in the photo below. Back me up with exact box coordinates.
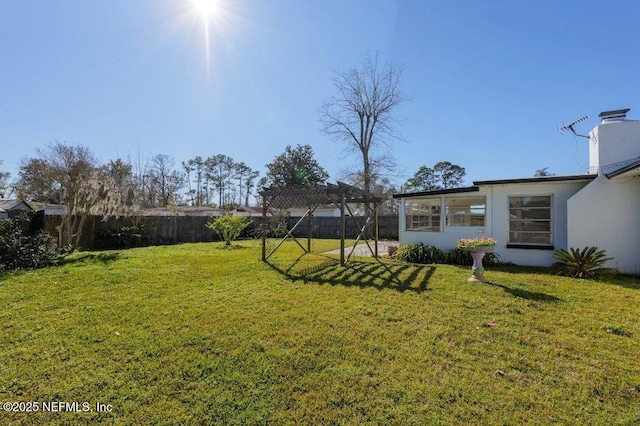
[192,0,219,18]
[184,0,243,78]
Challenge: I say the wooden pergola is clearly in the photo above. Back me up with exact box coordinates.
[259,182,382,266]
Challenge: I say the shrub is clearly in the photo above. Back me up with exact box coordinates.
[396,243,445,264]
[97,224,152,249]
[553,246,614,279]
[397,244,502,267]
[206,214,251,246]
[443,248,501,266]
[443,248,472,265]
[0,212,59,271]
[482,251,501,267]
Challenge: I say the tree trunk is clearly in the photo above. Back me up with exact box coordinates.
[74,214,87,251]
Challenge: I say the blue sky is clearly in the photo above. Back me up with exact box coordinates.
[2,0,640,193]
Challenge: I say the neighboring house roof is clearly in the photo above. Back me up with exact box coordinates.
[603,157,640,179]
[288,204,342,212]
[140,207,227,216]
[0,199,32,211]
[29,202,68,215]
[393,174,597,199]
[233,206,263,216]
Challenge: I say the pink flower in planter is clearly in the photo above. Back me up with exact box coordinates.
[457,237,496,248]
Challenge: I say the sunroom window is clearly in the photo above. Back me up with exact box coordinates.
[445,197,486,226]
[508,196,552,245]
[405,199,441,232]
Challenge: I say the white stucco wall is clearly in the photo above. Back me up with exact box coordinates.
[590,119,640,171]
[488,181,592,266]
[567,175,640,275]
[398,179,592,267]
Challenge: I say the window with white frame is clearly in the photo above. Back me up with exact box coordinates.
[508,196,552,245]
[445,197,486,226]
[405,199,441,231]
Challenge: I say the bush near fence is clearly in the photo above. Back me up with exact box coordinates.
[43,215,399,250]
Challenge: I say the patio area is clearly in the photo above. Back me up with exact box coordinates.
[323,241,398,258]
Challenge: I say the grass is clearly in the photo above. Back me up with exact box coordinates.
[1,239,639,424]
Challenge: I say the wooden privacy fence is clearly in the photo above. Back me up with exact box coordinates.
[43,214,399,250]
[285,215,398,240]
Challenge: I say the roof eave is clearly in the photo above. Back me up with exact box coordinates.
[393,186,479,199]
[393,174,597,199]
[473,174,597,186]
[604,159,640,179]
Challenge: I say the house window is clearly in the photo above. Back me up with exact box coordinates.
[405,199,441,231]
[508,196,552,246]
[445,197,486,226]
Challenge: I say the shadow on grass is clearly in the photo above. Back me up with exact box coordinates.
[485,264,556,275]
[486,281,562,302]
[490,264,640,290]
[57,252,122,266]
[0,252,122,281]
[267,256,433,294]
[598,274,640,290]
[608,280,640,290]
[215,243,248,251]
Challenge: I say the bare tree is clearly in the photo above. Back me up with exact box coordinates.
[321,51,408,202]
[0,160,10,198]
[128,146,152,208]
[339,165,399,215]
[16,142,126,251]
[149,154,184,207]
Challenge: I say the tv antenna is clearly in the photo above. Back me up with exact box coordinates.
[558,115,589,138]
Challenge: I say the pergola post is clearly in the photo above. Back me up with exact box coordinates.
[340,192,346,267]
[374,202,379,258]
[307,208,312,253]
[261,197,267,261]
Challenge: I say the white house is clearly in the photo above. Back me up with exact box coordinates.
[394,108,640,275]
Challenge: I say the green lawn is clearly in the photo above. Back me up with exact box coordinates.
[1,240,639,424]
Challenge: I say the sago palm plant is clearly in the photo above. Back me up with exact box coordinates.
[552,246,614,279]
